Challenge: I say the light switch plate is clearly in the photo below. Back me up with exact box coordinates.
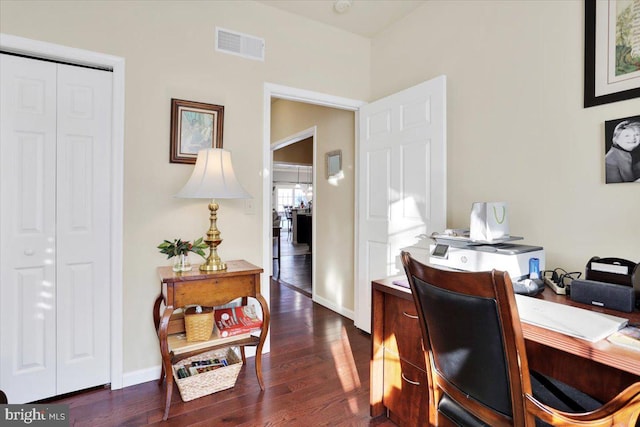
[244,199,255,215]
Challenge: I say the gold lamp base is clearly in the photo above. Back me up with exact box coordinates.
[200,254,226,271]
[199,200,228,272]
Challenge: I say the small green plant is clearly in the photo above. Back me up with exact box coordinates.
[157,237,208,259]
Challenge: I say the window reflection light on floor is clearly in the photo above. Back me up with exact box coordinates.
[330,326,361,414]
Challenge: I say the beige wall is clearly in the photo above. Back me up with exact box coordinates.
[271,100,356,312]
[371,0,640,272]
[0,0,370,375]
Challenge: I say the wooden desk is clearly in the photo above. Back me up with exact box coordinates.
[521,292,639,402]
[370,276,640,426]
[154,260,269,420]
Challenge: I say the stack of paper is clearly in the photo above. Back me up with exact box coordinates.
[607,326,640,351]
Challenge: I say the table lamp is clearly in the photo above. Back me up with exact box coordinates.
[175,148,250,271]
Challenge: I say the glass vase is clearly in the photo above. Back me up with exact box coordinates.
[172,254,192,272]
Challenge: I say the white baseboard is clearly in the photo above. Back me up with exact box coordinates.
[122,365,161,388]
[312,294,355,321]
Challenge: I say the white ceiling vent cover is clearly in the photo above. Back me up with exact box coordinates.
[216,27,265,61]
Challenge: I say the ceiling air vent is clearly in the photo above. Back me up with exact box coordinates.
[216,27,265,61]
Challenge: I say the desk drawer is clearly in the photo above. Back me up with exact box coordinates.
[383,351,428,426]
[383,294,425,369]
[170,274,257,307]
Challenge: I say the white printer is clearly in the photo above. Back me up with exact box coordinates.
[427,242,545,281]
[402,231,545,281]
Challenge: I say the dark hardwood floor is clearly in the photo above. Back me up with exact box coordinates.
[50,278,394,426]
[273,229,312,297]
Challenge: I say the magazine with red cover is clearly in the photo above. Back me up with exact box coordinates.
[214,305,262,337]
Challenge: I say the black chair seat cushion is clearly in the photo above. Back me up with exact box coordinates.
[439,394,489,426]
[530,371,601,413]
[437,371,602,427]
[530,371,601,427]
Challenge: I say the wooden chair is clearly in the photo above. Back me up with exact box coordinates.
[400,251,640,427]
[284,206,293,240]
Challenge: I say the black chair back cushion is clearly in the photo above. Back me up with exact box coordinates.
[413,276,513,417]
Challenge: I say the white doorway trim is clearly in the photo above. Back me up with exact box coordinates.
[271,126,317,298]
[271,126,315,151]
[0,33,125,390]
[262,83,364,322]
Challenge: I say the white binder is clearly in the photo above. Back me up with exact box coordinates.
[515,295,628,342]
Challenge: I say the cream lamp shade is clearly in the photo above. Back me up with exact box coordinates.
[175,148,250,199]
[176,148,250,271]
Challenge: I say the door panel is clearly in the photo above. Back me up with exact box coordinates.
[0,54,57,403]
[356,77,446,332]
[16,267,50,370]
[401,141,429,221]
[366,148,390,220]
[56,64,111,394]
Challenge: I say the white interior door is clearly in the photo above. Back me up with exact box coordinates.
[55,63,112,395]
[0,54,58,402]
[355,77,447,332]
[0,54,112,402]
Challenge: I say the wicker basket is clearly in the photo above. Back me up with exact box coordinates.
[172,348,243,402]
[184,306,214,342]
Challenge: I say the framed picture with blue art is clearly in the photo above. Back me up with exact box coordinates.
[170,98,224,164]
[604,114,640,184]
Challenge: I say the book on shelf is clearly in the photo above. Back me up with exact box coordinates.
[168,327,251,355]
[214,305,263,338]
[175,357,230,379]
[607,325,640,351]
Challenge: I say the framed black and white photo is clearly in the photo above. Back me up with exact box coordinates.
[170,99,224,164]
[584,0,640,107]
[604,114,640,184]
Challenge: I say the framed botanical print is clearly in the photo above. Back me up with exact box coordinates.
[170,99,224,164]
[584,0,640,107]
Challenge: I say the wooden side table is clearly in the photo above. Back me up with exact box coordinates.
[154,260,269,420]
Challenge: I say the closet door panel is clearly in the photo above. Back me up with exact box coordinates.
[0,54,57,403]
[1,55,113,402]
[56,64,112,394]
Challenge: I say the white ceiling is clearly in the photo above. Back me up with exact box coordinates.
[256,0,428,38]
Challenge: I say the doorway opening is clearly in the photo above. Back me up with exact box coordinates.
[271,129,315,297]
[262,83,363,317]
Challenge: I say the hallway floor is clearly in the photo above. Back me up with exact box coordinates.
[273,228,312,297]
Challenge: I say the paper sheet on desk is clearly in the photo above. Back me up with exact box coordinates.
[515,295,628,342]
[392,279,409,288]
